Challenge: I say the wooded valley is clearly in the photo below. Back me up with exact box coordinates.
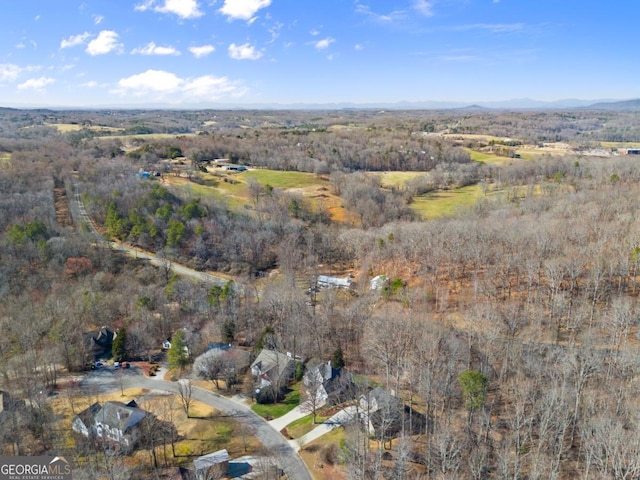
[2,106,640,479]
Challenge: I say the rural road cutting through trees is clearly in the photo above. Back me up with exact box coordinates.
[73,182,240,290]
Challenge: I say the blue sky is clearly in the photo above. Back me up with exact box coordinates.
[0,0,637,107]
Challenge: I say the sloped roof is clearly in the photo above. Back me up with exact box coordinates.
[251,349,294,383]
[74,402,102,429]
[194,448,230,471]
[96,401,148,432]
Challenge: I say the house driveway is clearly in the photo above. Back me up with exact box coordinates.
[289,406,358,451]
[268,401,320,432]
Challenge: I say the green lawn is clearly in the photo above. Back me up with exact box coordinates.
[466,149,514,164]
[244,169,329,189]
[251,386,301,419]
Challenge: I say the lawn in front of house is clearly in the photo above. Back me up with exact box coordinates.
[251,384,301,419]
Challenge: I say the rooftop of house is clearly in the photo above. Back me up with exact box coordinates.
[96,401,149,432]
[194,448,230,471]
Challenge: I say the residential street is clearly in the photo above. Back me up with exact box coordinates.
[80,367,312,480]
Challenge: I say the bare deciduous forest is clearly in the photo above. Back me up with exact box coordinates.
[2,106,640,479]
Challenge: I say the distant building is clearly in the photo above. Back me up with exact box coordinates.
[369,275,387,291]
[222,165,247,171]
[316,275,352,289]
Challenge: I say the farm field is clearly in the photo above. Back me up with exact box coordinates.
[600,141,640,148]
[166,167,505,223]
[46,123,123,134]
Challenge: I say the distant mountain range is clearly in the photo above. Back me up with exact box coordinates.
[2,98,640,111]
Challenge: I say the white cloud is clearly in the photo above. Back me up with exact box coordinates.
[118,70,182,93]
[413,0,433,17]
[134,0,154,12]
[314,37,334,50]
[94,15,104,25]
[17,77,55,90]
[132,42,181,55]
[114,69,245,100]
[86,31,122,55]
[310,29,320,36]
[183,75,242,97]
[0,64,21,82]
[228,42,263,60]
[80,80,99,88]
[60,32,91,49]
[189,45,215,58]
[219,0,271,21]
[355,4,407,23]
[354,44,364,51]
[157,0,203,19]
[136,0,203,19]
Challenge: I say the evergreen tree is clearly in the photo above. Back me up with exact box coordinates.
[112,327,127,362]
[332,344,346,369]
[168,329,189,369]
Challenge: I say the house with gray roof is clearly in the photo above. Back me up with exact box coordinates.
[250,349,295,403]
[72,400,174,453]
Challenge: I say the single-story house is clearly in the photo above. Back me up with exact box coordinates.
[316,275,352,289]
[250,349,296,403]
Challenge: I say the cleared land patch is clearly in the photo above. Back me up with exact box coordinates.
[46,123,123,134]
[411,184,485,219]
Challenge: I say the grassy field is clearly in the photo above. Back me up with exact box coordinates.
[166,165,502,224]
[369,171,426,188]
[165,169,348,221]
[600,141,640,148]
[466,149,515,164]
[411,184,485,219]
[46,123,123,134]
[244,169,329,189]
[0,152,10,166]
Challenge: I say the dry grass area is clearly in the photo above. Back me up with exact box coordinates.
[51,386,261,469]
[45,123,123,134]
[299,428,348,480]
